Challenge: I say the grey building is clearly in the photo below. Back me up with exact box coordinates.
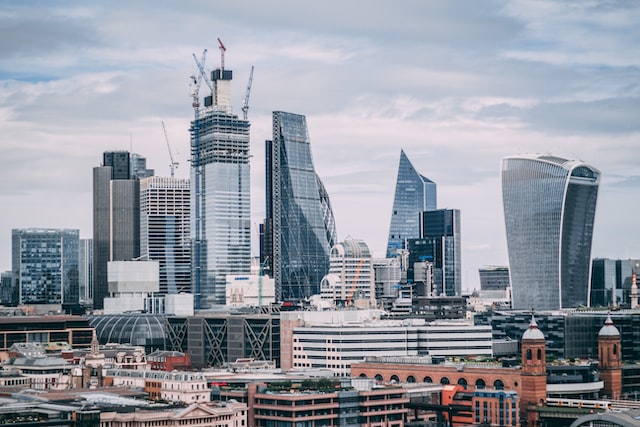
[479,266,510,291]
[93,151,146,310]
[190,61,251,308]
[140,176,191,295]
[264,111,338,302]
[501,154,600,310]
[387,149,436,258]
[79,238,93,306]
[12,228,79,305]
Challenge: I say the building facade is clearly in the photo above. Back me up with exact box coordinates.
[387,149,437,258]
[93,151,146,310]
[419,209,462,297]
[190,61,251,308]
[264,111,337,302]
[321,237,375,308]
[479,266,510,291]
[590,258,640,307]
[140,176,191,295]
[12,228,79,305]
[501,154,600,310]
[79,238,93,306]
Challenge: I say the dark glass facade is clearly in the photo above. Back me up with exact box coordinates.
[93,151,143,310]
[479,266,510,291]
[591,258,639,307]
[12,228,79,305]
[266,111,337,302]
[387,150,436,257]
[501,154,600,310]
[420,209,462,297]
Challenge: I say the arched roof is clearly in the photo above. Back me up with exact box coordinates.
[87,314,167,351]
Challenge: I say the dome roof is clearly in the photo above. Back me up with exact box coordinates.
[598,314,620,337]
[522,315,545,341]
[87,314,167,352]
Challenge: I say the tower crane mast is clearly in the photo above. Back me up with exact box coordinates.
[161,121,178,177]
[217,37,226,70]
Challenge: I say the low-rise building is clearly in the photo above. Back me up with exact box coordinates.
[105,369,209,404]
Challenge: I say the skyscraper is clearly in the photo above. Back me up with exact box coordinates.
[419,209,462,297]
[79,238,93,306]
[93,151,146,310]
[501,154,600,310]
[12,228,79,305]
[265,111,337,302]
[190,57,251,308]
[140,176,191,295]
[387,149,436,257]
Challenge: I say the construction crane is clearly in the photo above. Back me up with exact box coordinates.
[161,121,178,177]
[190,49,208,107]
[217,37,226,70]
[346,259,366,307]
[242,66,254,120]
[192,51,213,96]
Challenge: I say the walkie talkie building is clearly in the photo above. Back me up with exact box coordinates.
[501,154,600,310]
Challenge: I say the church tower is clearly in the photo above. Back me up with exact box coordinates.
[598,314,622,399]
[521,315,547,425]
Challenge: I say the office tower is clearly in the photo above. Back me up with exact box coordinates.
[130,153,154,178]
[501,154,600,310]
[11,228,79,305]
[418,209,462,297]
[591,258,640,307]
[93,151,145,310]
[79,238,93,306]
[478,266,510,291]
[320,237,375,307]
[265,111,337,302]
[140,176,191,295]
[386,149,437,257]
[190,59,251,308]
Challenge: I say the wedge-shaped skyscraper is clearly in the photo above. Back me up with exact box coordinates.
[501,154,600,310]
[265,111,337,302]
[387,149,436,257]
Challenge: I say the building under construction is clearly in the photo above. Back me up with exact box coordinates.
[190,40,252,308]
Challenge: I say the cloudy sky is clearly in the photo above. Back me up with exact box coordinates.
[1,1,639,291]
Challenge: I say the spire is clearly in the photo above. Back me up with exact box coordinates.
[522,313,545,340]
[599,313,620,337]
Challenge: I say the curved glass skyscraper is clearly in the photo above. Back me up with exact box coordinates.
[265,111,337,302]
[387,149,436,257]
[501,154,600,310]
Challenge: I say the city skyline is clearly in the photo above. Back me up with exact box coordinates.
[1,2,639,292]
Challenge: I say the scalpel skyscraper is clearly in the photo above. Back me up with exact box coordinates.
[501,154,600,310]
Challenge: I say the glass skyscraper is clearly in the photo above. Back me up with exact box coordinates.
[387,149,436,257]
[140,176,191,295]
[190,63,251,308]
[12,228,79,305]
[501,154,600,310]
[265,111,337,302]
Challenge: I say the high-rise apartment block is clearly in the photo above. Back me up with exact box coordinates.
[93,151,148,310]
[140,176,191,295]
[264,111,337,302]
[12,228,79,305]
[190,58,251,308]
[387,149,436,257]
[502,154,600,310]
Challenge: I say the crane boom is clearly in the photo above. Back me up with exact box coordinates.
[242,66,254,120]
[192,51,213,95]
[190,49,208,107]
[161,121,178,177]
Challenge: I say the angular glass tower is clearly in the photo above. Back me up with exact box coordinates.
[501,154,600,310]
[265,111,337,302]
[387,149,436,257]
[190,63,251,308]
